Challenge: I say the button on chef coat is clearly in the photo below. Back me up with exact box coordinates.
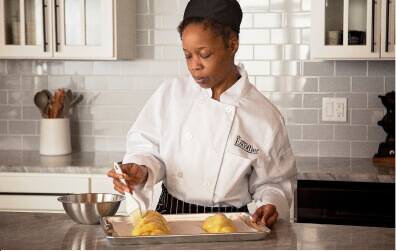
[123,66,297,220]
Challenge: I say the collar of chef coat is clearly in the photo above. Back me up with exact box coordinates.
[200,65,250,105]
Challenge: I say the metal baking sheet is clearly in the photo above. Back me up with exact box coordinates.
[100,212,271,245]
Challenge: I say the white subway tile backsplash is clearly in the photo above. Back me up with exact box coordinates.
[351,142,378,158]
[335,93,367,108]
[137,46,155,59]
[93,62,122,75]
[368,61,395,76]
[385,77,395,92]
[0,61,6,74]
[286,125,302,139]
[352,77,384,92]
[270,0,301,12]
[122,61,150,75]
[256,76,288,91]
[335,61,367,76]
[137,0,148,14]
[241,13,253,28]
[163,46,185,60]
[22,106,41,119]
[272,93,302,108]
[1,2,394,158]
[236,45,254,60]
[319,141,350,157]
[271,61,300,76]
[319,77,350,92]
[285,13,310,28]
[34,61,64,75]
[123,91,153,106]
[81,76,107,90]
[335,125,366,141]
[239,0,269,11]
[7,61,33,75]
[8,91,35,106]
[303,125,333,140]
[284,45,310,60]
[0,121,7,134]
[92,92,123,106]
[21,76,48,90]
[367,93,385,108]
[0,91,6,104]
[0,76,20,89]
[242,61,270,75]
[240,29,270,44]
[288,77,318,92]
[351,110,384,125]
[137,15,155,29]
[0,136,22,150]
[254,13,282,28]
[301,29,310,44]
[49,76,80,90]
[9,121,36,135]
[290,140,318,156]
[287,109,318,124]
[271,29,301,44]
[303,61,334,76]
[64,61,93,75]
[303,93,333,108]
[367,125,386,141]
[163,15,183,29]
[254,45,283,60]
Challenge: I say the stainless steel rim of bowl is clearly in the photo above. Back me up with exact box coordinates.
[58,193,126,224]
[57,193,125,204]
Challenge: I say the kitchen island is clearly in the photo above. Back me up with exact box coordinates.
[0,211,394,250]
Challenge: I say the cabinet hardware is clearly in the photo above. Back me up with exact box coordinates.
[385,0,390,52]
[42,0,48,52]
[54,0,60,52]
[371,0,375,52]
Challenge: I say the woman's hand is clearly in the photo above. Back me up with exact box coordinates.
[252,204,278,229]
[107,163,148,194]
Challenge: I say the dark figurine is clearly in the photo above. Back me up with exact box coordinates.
[374,91,395,158]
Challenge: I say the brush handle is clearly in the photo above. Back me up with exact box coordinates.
[113,162,141,208]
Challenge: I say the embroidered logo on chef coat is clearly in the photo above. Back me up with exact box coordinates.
[234,135,259,154]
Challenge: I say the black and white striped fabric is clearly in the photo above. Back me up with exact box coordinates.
[155,184,249,214]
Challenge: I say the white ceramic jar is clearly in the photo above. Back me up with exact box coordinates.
[39,118,71,155]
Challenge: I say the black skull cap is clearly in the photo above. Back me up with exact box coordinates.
[183,0,243,33]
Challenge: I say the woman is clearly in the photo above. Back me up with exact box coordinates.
[108,0,297,229]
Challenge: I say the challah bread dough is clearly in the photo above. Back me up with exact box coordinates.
[202,213,237,233]
[131,210,171,236]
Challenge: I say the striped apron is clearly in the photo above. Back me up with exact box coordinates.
[155,184,249,214]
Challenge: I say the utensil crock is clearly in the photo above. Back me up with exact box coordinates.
[39,118,71,155]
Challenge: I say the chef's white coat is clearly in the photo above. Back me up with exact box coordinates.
[123,66,297,220]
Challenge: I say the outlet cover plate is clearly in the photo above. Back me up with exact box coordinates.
[322,97,347,122]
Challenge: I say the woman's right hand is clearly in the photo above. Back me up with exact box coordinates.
[107,163,148,194]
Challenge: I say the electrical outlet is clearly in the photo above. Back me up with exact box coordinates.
[322,98,347,122]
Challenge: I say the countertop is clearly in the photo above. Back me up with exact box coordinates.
[0,150,394,183]
[0,212,394,250]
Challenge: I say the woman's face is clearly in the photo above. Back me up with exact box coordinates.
[182,24,237,90]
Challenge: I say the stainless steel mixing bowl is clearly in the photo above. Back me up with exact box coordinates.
[58,193,125,224]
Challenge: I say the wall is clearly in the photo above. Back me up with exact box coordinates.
[0,0,394,157]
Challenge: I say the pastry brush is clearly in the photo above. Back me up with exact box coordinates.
[113,162,143,227]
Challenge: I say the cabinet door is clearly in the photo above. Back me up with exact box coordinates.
[0,0,53,58]
[311,0,381,59]
[381,0,395,58]
[53,0,114,59]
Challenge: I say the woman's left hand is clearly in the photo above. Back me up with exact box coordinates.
[252,204,278,229]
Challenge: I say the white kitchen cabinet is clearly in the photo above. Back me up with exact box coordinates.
[0,0,135,60]
[311,0,395,59]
